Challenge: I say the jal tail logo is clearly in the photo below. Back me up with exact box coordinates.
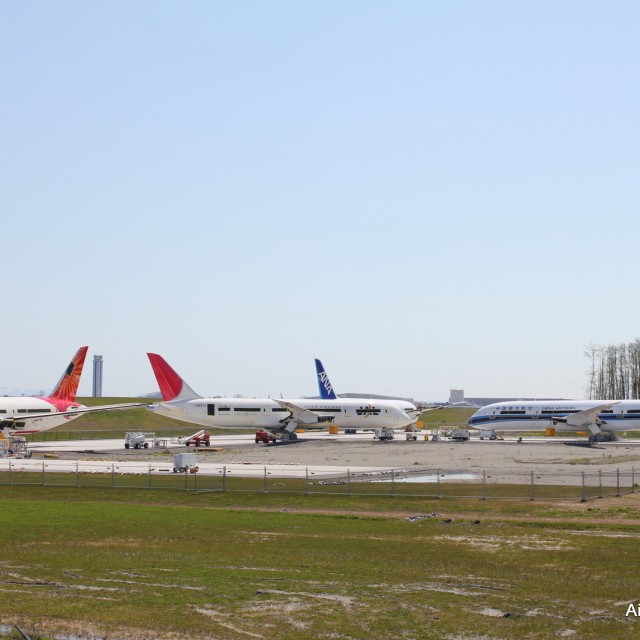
[319,371,333,396]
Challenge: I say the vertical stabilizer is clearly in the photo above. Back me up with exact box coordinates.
[48,346,88,401]
[147,353,202,401]
[315,358,337,400]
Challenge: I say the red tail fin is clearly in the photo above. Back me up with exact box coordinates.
[48,346,88,401]
[147,353,200,401]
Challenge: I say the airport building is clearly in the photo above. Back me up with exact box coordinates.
[92,355,103,397]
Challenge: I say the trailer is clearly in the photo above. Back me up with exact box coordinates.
[449,429,470,442]
[374,428,395,441]
[173,453,198,473]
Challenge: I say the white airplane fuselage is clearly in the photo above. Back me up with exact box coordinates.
[468,400,640,432]
[149,397,413,430]
[0,396,84,434]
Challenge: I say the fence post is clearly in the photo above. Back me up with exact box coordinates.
[581,471,586,502]
[42,461,45,486]
[8,460,11,486]
[111,463,115,488]
[76,461,79,488]
[347,469,351,497]
[598,469,603,499]
[222,466,227,492]
[194,467,197,493]
[530,471,535,501]
[263,466,268,494]
[482,470,487,500]
[392,469,396,497]
[148,465,151,490]
[616,468,621,497]
[436,469,441,499]
[305,467,310,495]
[633,467,636,494]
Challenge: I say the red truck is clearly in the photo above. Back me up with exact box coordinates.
[255,430,276,444]
[184,430,211,447]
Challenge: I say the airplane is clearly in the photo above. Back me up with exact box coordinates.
[0,346,145,438]
[314,358,422,421]
[467,399,640,441]
[147,353,417,440]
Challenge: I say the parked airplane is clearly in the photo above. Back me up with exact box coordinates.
[314,358,422,421]
[467,399,639,441]
[0,346,144,437]
[147,353,417,439]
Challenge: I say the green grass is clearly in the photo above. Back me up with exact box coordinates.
[1,486,640,639]
[420,407,476,427]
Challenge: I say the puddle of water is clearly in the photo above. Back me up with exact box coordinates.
[374,473,478,483]
[0,627,105,640]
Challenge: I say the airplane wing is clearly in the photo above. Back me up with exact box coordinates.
[552,403,618,429]
[0,402,148,430]
[271,399,335,425]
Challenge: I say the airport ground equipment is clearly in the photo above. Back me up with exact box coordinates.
[588,432,616,442]
[406,432,418,441]
[124,432,157,449]
[449,429,470,442]
[184,430,211,447]
[255,430,277,444]
[479,430,497,440]
[173,453,198,473]
[374,428,395,441]
[0,437,31,458]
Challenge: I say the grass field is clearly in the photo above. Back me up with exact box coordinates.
[1,485,639,639]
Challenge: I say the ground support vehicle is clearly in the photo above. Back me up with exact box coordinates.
[124,432,157,449]
[374,428,395,441]
[255,430,277,444]
[173,453,198,473]
[449,429,470,442]
[589,432,616,442]
[479,430,497,440]
[0,437,32,458]
[184,430,211,446]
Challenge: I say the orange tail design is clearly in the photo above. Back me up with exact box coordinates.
[48,346,89,401]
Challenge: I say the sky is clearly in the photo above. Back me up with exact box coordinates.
[1,1,639,401]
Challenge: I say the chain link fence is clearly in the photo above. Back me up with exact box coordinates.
[0,462,636,502]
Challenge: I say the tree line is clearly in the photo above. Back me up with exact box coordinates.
[584,340,640,400]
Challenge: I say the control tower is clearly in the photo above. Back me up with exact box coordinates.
[92,355,103,397]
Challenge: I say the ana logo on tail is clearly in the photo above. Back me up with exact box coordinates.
[315,359,337,400]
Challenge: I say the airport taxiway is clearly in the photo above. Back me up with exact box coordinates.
[4,432,640,484]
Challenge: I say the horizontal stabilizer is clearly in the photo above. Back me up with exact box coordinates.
[1,402,147,433]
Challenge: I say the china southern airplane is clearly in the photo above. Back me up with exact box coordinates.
[314,358,422,421]
[467,399,640,441]
[0,346,144,437]
[147,353,417,440]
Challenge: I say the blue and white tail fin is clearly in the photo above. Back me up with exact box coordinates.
[315,358,337,400]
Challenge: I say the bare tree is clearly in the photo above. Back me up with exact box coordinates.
[585,339,640,400]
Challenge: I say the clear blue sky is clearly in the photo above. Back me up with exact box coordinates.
[2,1,639,400]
